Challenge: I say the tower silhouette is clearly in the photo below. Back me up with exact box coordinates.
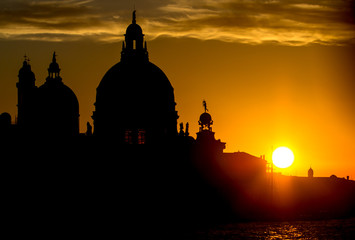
[16,56,37,133]
[308,167,314,178]
[196,101,225,152]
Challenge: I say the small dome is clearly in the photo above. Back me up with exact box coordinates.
[38,81,79,112]
[48,52,60,74]
[18,60,35,82]
[36,80,79,136]
[0,112,11,126]
[199,112,212,126]
[49,61,60,73]
[126,23,143,37]
[125,10,143,37]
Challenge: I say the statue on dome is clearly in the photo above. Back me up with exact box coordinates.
[199,100,213,131]
[203,100,208,112]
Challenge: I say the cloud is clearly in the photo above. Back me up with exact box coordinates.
[150,0,355,45]
[0,0,124,41]
[0,0,354,45]
[0,1,94,26]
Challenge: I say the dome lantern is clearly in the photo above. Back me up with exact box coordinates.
[48,52,61,80]
[121,10,148,62]
[36,52,79,136]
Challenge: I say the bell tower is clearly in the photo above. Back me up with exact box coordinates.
[16,55,37,131]
[308,167,314,178]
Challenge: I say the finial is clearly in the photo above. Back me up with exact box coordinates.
[203,100,208,112]
[23,54,30,66]
[132,10,136,24]
[23,54,30,65]
[52,51,57,63]
[48,51,60,79]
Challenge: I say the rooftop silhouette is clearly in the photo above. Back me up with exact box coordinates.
[1,10,354,239]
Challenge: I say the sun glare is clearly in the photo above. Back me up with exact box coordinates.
[272,147,294,168]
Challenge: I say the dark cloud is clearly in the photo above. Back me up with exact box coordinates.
[152,0,355,45]
[0,0,354,45]
[0,0,101,29]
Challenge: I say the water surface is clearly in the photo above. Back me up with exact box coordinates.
[193,218,355,239]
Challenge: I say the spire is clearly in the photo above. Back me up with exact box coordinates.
[132,10,136,24]
[23,54,29,64]
[52,51,57,63]
[22,54,29,67]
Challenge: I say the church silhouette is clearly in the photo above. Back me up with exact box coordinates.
[1,11,354,239]
[17,52,79,137]
[93,10,178,142]
[0,11,268,236]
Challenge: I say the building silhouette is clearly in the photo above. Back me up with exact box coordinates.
[16,53,79,136]
[1,10,355,238]
[308,167,314,178]
[93,10,178,143]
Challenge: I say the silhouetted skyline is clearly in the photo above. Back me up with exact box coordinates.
[0,1,354,178]
[1,7,355,238]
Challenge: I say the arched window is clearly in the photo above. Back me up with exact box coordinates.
[125,129,133,144]
[124,129,145,144]
[138,129,146,144]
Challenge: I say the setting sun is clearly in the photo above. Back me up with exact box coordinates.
[272,147,294,168]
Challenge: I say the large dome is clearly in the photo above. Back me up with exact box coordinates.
[95,60,175,125]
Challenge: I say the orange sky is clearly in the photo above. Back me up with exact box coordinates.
[0,0,354,178]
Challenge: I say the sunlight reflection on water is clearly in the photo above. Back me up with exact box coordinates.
[195,218,355,239]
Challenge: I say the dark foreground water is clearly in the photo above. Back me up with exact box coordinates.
[192,218,355,239]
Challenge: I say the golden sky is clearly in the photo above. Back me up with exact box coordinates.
[0,0,354,178]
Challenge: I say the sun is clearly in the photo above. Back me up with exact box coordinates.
[272,147,294,168]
